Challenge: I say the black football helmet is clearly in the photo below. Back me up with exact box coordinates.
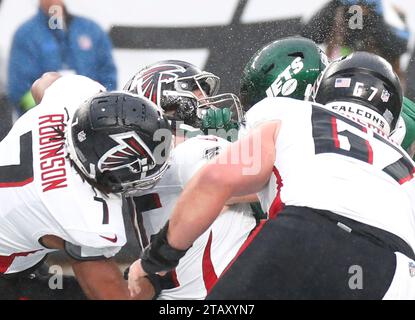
[66,91,172,193]
[124,60,244,128]
[312,51,403,134]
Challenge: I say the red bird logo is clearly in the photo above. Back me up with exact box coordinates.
[136,64,186,106]
[98,132,156,177]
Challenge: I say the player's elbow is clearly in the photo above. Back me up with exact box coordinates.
[31,72,62,104]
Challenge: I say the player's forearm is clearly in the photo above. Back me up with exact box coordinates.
[72,259,130,300]
[168,123,277,250]
[226,193,259,205]
[168,166,233,250]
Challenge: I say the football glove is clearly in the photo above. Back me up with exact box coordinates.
[201,107,239,134]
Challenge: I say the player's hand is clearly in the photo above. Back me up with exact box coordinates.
[128,259,148,297]
[128,259,167,298]
[201,107,239,133]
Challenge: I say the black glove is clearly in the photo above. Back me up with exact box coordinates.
[140,221,190,275]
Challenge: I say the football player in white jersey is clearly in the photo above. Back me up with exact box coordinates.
[124,60,257,299]
[0,73,171,299]
[237,37,329,219]
[129,52,415,299]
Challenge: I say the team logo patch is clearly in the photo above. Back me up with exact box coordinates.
[409,262,415,277]
[98,132,156,176]
[136,64,186,106]
[266,56,304,98]
[77,130,87,142]
[204,146,221,160]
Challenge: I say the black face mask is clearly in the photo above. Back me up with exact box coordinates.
[161,95,201,129]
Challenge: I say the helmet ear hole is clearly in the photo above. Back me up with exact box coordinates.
[288,52,304,59]
[262,63,275,74]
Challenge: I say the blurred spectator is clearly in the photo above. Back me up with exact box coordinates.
[404,46,415,101]
[7,0,117,115]
[0,61,12,141]
[0,0,13,140]
[302,0,410,81]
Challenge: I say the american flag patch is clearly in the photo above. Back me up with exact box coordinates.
[335,78,351,88]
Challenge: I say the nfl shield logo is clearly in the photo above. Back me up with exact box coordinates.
[409,262,415,277]
[381,89,390,103]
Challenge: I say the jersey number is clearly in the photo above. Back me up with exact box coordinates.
[311,107,415,184]
[94,197,109,224]
[0,131,34,188]
[126,193,162,249]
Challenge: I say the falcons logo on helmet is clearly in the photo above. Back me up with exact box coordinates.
[134,64,186,106]
[98,132,156,177]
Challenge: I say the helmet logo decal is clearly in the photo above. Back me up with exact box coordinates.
[281,79,298,96]
[266,57,304,98]
[77,130,87,142]
[138,64,186,106]
[98,132,156,177]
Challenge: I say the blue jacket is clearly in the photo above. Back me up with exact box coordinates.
[8,8,117,108]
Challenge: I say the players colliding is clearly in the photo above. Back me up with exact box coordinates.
[6,34,415,300]
[122,60,258,300]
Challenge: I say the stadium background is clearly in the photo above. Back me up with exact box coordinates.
[1,0,415,268]
[1,0,415,95]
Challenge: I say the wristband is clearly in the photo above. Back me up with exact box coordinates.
[140,221,189,274]
[145,271,178,299]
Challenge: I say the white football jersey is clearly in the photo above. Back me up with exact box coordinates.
[0,75,126,274]
[246,97,415,252]
[127,135,256,300]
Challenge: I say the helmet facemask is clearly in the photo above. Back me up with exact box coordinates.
[162,72,222,128]
[197,93,246,126]
[124,60,244,130]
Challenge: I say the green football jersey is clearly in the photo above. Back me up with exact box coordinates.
[401,96,415,158]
